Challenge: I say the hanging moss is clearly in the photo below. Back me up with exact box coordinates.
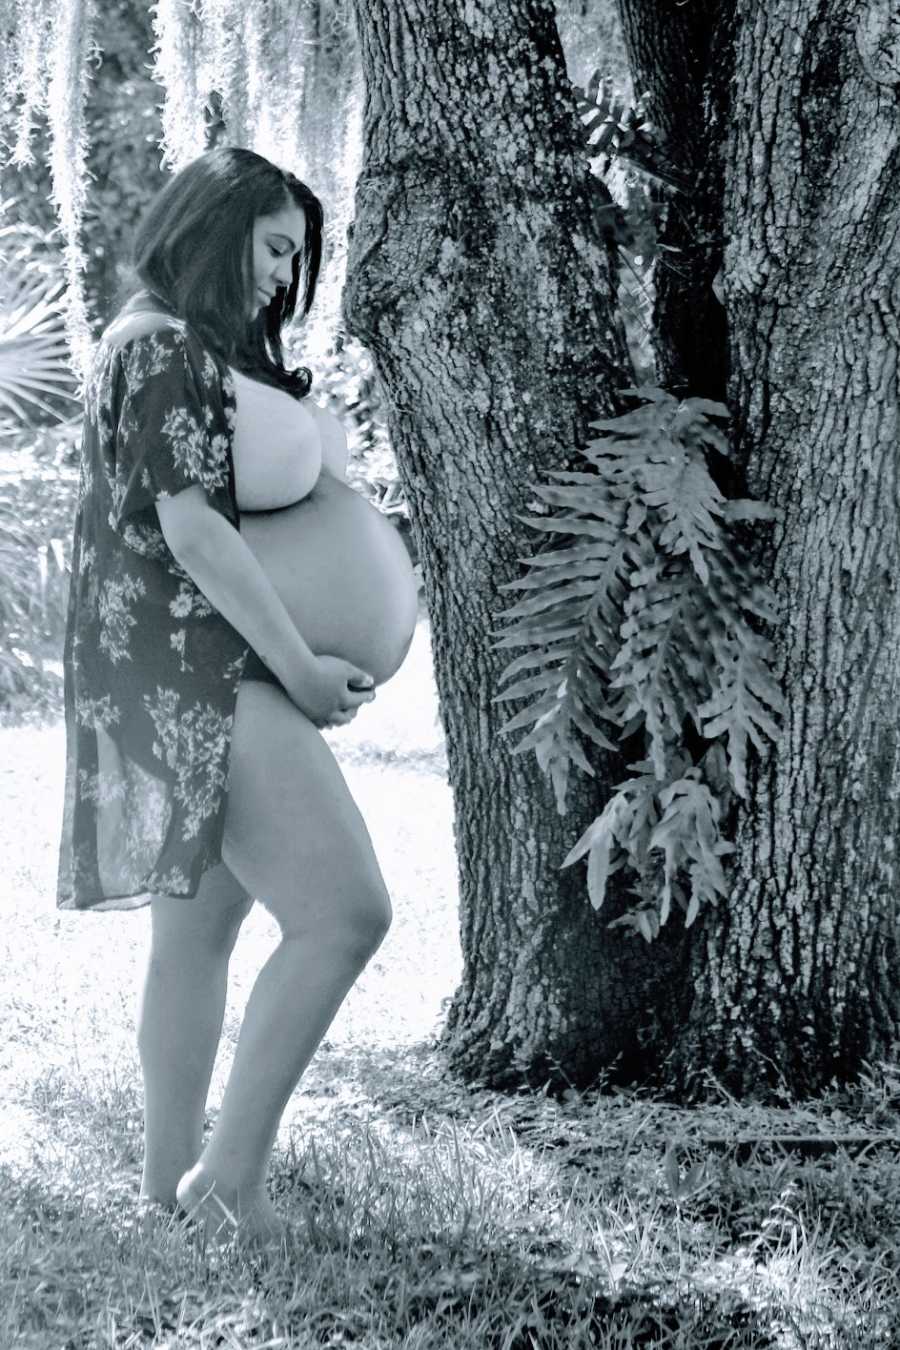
[0,0,102,386]
[4,0,55,167]
[259,0,310,157]
[150,0,209,170]
[0,0,364,381]
[46,0,101,389]
[278,1,365,367]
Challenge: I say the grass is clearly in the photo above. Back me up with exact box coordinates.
[2,635,899,1349]
[2,455,899,1347]
[2,1039,899,1347]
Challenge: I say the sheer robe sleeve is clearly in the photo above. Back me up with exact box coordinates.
[110,325,237,555]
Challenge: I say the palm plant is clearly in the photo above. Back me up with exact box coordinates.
[0,202,81,708]
[0,200,81,433]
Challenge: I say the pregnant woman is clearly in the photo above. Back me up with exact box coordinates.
[55,145,419,1248]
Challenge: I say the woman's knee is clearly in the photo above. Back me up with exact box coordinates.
[276,875,393,955]
[149,885,252,958]
[350,890,393,954]
[327,905,392,963]
[223,680,393,951]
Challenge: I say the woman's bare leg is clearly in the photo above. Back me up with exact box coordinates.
[175,680,392,1246]
[137,861,253,1205]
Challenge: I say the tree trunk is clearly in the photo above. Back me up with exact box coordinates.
[343,0,691,1089]
[614,1,732,401]
[619,0,900,1096]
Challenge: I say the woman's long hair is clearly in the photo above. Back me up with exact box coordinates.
[119,146,324,398]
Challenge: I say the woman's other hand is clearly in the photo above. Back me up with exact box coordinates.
[286,653,376,729]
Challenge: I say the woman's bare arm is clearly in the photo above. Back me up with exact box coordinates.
[157,487,319,693]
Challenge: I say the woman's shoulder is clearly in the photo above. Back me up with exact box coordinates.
[101,309,225,393]
[104,310,184,349]
[104,293,214,356]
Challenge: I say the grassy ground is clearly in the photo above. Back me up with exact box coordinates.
[1,613,898,1348]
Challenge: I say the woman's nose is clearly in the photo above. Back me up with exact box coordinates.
[273,259,294,287]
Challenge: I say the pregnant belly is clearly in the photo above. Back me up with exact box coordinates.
[238,471,419,687]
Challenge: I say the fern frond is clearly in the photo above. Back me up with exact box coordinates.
[489,624,584,652]
[650,774,736,926]
[490,490,635,813]
[609,556,701,779]
[574,72,689,194]
[493,384,786,936]
[696,628,785,800]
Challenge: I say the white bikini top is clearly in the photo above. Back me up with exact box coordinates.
[226,364,322,509]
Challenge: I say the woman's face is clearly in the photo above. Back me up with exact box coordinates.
[248,200,308,318]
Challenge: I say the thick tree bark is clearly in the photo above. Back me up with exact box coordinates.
[343,0,691,1089]
[619,0,900,1096]
[614,1,733,407]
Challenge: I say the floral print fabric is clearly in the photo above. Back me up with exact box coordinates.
[56,320,252,910]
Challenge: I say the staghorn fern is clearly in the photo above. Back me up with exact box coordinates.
[489,385,787,941]
[575,71,689,195]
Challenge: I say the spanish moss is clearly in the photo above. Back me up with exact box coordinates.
[150,0,210,171]
[0,0,364,384]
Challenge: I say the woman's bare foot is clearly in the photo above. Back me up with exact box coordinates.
[137,1193,178,1215]
[137,1193,177,1214]
[132,1194,178,1240]
[175,1163,291,1249]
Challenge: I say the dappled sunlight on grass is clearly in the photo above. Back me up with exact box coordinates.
[7,1045,895,1346]
[6,1026,897,1346]
[1,615,898,1345]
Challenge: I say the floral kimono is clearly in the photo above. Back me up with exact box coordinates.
[56,316,252,911]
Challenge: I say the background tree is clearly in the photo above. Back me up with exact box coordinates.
[344,0,900,1101]
[342,0,694,1091]
[610,0,900,1095]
